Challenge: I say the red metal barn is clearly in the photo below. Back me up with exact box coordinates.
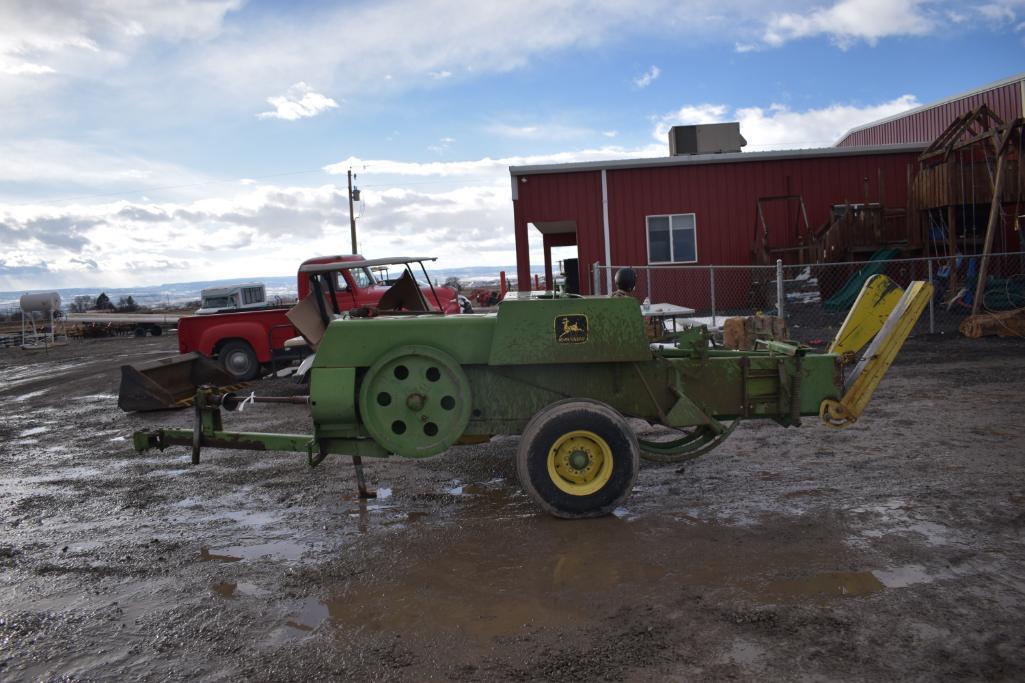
[510,72,1025,308]
[511,144,924,305]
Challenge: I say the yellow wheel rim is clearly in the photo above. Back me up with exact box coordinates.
[546,430,614,497]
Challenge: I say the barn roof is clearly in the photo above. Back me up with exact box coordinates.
[508,142,925,177]
[834,71,1025,144]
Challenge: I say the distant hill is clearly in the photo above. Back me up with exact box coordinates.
[0,265,547,310]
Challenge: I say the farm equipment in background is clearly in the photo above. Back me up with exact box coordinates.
[116,256,460,411]
[131,277,932,518]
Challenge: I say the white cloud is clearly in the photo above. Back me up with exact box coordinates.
[0,1,241,78]
[485,121,595,140]
[193,0,689,101]
[257,82,339,121]
[653,96,921,148]
[652,104,729,138]
[325,144,665,179]
[0,139,209,199]
[763,0,935,49]
[427,136,456,153]
[603,130,618,137]
[633,65,661,88]
[0,60,56,75]
[976,2,1017,21]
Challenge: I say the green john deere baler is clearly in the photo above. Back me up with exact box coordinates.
[132,277,931,518]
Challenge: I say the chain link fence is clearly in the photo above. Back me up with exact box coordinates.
[593,250,1025,344]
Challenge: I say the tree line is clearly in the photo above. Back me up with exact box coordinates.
[68,293,144,313]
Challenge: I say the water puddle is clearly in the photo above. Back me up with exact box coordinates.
[199,547,243,563]
[875,564,936,588]
[211,580,266,598]
[200,538,315,563]
[759,571,885,601]
[850,499,954,546]
[269,514,900,649]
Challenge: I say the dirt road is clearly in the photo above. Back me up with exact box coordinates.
[1,334,1024,680]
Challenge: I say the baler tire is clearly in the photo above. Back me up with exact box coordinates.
[219,340,260,381]
[516,400,639,519]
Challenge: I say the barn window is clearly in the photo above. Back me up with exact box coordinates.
[646,213,697,263]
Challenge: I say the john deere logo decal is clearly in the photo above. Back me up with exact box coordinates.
[556,315,588,343]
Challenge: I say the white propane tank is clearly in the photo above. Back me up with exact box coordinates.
[20,292,62,312]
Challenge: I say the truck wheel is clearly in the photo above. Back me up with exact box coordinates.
[134,327,147,337]
[219,340,259,381]
[516,400,639,519]
[151,325,163,336]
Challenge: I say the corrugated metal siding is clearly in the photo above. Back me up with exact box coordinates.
[837,81,1023,147]
[514,150,922,295]
[603,151,919,266]
[513,170,604,291]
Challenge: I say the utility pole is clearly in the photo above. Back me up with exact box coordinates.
[347,169,358,254]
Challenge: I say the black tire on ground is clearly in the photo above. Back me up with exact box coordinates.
[133,327,147,337]
[218,340,260,381]
[516,400,639,519]
[151,325,163,336]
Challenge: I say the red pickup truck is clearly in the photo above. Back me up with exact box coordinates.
[176,255,459,380]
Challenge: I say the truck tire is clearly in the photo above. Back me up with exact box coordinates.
[219,340,260,381]
[151,325,163,336]
[516,400,639,519]
[134,326,147,337]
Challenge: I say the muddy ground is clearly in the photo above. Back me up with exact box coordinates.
[1,332,1024,681]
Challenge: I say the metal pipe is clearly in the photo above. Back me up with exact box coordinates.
[709,265,716,328]
[927,258,935,334]
[646,267,652,302]
[600,169,613,294]
[417,262,444,311]
[776,259,785,321]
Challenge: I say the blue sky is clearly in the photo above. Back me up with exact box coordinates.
[1,0,1023,290]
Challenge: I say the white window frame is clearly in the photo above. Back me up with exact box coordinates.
[645,213,698,264]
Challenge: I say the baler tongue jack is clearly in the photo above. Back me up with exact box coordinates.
[820,279,933,428]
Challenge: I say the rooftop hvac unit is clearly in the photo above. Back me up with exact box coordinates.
[668,122,747,156]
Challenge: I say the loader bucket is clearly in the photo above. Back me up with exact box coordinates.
[118,352,235,412]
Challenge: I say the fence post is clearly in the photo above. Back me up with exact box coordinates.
[592,262,601,295]
[646,267,652,302]
[709,265,716,328]
[927,258,935,334]
[776,259,785,321]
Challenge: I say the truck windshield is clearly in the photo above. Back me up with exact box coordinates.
[352,268,375,288]
[203,296,233,308]
[333,267,376,291]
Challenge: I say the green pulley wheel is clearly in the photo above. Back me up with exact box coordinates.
[358,345,471,458]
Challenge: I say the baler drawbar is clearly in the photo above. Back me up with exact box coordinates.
[132,276,931,518]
